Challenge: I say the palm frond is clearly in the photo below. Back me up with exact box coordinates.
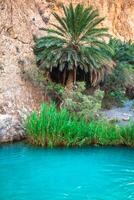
[34,3,114,87]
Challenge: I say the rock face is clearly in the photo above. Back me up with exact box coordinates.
[0,0,47,142]
[0,0,47,115]
[0,114,25,143]
[0,0,134,142]
[64,0,134,41]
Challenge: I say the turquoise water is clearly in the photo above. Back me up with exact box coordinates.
[0,144,134,200]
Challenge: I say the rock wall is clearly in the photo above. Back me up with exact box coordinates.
[0,0,134,115]
[61,0,134,41]
[0,0,46,116]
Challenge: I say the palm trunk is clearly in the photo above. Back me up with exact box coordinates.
[66,70,74,90]
[62,68,66,86]
[66,64,77,90]
[73,65,76,85]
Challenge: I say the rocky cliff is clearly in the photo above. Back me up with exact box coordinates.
[0,0,134,141]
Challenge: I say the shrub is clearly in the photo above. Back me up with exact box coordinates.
[124,65,134,87]
[20,66,47,89]
[102,38,134,107]
[63,82,104,120]
[102,63,127,108]
[47,82,65,96]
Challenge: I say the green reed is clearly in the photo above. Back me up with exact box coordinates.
[26,103,134,147]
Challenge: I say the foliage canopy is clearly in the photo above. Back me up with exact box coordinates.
[34,3,113,87]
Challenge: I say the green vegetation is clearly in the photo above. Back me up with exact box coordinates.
[34,3,113,89]
[26,103,134,147]
[20,64,65,104]
[21,66,47,88]
[109,38,134,64]
[47,82,65,96]
[32,3,134,108]
[102,38,134,108]
[25,4,134,148]
[102,63,127,108]
[63,82,104,120]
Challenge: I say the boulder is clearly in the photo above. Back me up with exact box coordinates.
[0,114,25,143]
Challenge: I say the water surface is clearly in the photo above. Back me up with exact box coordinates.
[0,143,134,200]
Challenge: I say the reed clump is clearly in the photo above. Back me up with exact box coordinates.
[26,103,134,147]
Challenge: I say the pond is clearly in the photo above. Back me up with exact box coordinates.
[0,143,134,200]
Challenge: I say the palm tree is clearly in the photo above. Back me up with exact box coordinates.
[108,38,134,64]
[34,3,114,90]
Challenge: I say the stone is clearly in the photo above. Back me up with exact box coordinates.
[0,114,25,143]
[122,117,130,121]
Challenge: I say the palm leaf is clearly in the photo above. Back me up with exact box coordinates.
[34,3,114,87]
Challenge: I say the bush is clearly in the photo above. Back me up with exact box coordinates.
[63,82,104,120]
[102,38,134,108]
[21,66,47,88]
[102,63,127,108]
[20,64,65,105]
[103,63,125,92]
[124,65,134,87]
[47,82,65,96]
[109,90,126,105]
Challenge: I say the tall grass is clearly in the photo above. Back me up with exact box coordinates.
[26,103,134,147]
